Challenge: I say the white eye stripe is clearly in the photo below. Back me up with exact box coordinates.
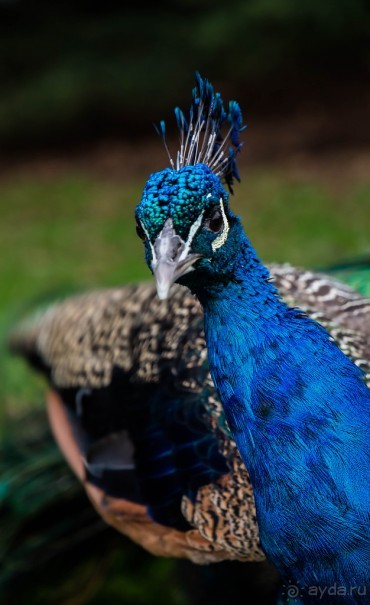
[211,199,229,251]
[178,209,205,261]
[140,220,157,264]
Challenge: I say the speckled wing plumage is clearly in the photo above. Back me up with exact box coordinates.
[271,263,370,339]
[9,265,370,564]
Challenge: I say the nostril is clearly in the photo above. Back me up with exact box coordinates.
[170,240,182,261]
[154,219,186,262]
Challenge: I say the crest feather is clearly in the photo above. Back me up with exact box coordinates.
[155,72,246,192]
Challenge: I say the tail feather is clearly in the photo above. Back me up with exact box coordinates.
[0,410,182,604]
[320,256,370,297]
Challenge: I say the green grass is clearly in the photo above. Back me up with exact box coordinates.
[1,166,369,417]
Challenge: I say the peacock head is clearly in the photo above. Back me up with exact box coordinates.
[135,73,246,299]
[135,163,245,299]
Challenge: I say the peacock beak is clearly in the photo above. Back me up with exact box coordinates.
[152,218,203,300]
[153,255,203,300]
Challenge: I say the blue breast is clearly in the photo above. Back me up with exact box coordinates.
[201,241,370,602]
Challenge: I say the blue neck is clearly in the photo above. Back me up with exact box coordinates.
[193,235,370,601]
[198,238,316,444]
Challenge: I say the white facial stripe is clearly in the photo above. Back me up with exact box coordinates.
[140,221,157,264]
[212,199,229,251]
[178,209,205,262]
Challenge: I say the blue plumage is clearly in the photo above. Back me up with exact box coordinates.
[136,74,370,603]
[202,242,370,603]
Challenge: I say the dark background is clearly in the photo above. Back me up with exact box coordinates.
[1,0,370,153]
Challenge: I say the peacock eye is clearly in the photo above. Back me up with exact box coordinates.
[205,207,223,233]
[135,219,146,241]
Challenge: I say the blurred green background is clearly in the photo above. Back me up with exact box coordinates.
[1,1,370,603]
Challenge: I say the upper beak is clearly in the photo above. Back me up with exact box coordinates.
[152,219,202,300]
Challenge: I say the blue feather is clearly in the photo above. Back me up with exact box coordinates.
[174,107,188,134]
[154,119,166,140]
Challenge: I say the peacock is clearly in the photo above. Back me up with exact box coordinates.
[5,75,370,603]
[134,74,370,603]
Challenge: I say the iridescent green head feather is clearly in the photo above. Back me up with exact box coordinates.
[137,164,228,241]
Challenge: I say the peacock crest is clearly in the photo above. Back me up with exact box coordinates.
[155,72,246,192]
